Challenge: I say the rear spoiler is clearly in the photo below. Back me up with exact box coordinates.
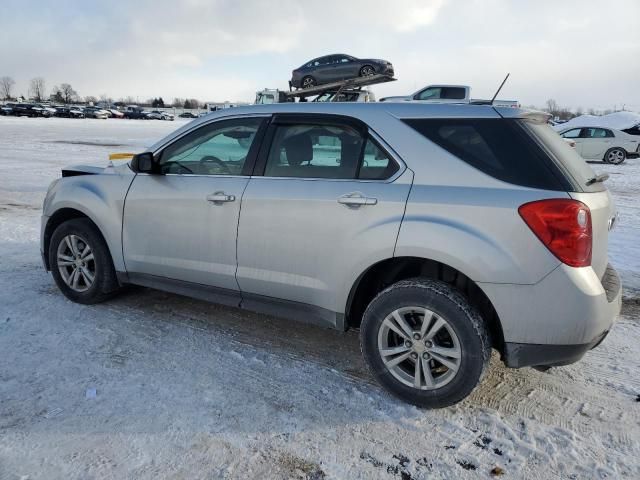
[493,107,551,124]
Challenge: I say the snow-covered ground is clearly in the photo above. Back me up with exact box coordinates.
[1,117,638,479]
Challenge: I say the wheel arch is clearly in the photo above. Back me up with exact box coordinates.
[43,208,107,271]
[345,256,505,353]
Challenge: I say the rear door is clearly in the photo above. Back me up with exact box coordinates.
[236,114,413,321]
[122,116,267,292]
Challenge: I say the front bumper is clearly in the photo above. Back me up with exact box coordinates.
[41,214,50,270]
[480,263,622,368]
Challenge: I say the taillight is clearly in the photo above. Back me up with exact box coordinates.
[518,199,592,267]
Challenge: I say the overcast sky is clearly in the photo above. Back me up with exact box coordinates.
[1,0,638,110]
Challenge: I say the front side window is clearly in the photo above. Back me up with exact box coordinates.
[562,128,582,138]
[159,118,263,175]
[415,87,441,100]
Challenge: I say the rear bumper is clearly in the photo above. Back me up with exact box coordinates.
[480,263,622,368]
[503,330,609,368]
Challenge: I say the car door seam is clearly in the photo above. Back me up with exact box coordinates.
[120,172,139,276]
[393,168,415,257]
[234,177,252,308]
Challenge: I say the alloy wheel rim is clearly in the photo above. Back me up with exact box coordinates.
[56,234,95,292]
[377,306,461,390]
[303,77,314,88]
[608,150,624,164]
[361,66,374,76]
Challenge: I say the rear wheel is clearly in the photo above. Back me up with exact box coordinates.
[301,76,316,88]
[49,218,120,304]
[360,278,491,408]
[604,147,626,164]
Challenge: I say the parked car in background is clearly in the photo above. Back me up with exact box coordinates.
[55,106,84,118]
[36,104,57,116]
[291,54,394,89]
[147,110,175,121]
[83,107,109,119]
[558,126,640,164]
[41,103,621,408]
[0,103,14,115]
[380,84,519,107]
[178,111,198,119]
[123,105,149,119]
[108,109,124,119]
[12,103,51,117]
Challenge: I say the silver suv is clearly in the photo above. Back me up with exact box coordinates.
[41,103,621,408]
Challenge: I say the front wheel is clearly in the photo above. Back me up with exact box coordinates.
[604,147,626,164]
[49,218,120,304]
[360,278,491,408]
[359,65,375,77]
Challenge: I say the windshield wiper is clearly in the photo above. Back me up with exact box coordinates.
[585,173,609,186]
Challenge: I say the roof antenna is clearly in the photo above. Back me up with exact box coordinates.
[490,73,510,105]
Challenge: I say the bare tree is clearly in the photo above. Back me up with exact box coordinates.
[60,83,78,104]
[84,95,98,105]
[575,106,584,116]
[29,77,46,102]
[1,76,15,100]
[545,98,559,115]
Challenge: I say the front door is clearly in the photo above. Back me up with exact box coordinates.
[123,116,266,291]
[580,127,612,159]
[236,114,412,320]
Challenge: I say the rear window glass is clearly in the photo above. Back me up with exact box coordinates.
[403,118,570,190]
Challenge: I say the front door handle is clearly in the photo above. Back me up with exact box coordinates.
[207,192,235,203]
[338,193,378,207]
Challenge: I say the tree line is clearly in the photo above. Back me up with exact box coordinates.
[0,75,206,109]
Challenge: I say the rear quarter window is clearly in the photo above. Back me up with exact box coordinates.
[403,118,572,191]
[523,122,605,192]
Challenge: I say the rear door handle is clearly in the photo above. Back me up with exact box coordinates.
[338,193,377,207]
[207,192,235,203]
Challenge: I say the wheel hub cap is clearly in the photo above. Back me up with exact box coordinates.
[56,234,96,293]
[377,307,462,390]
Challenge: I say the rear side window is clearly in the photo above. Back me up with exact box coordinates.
[263,122,399,180]
[403,118,570,190]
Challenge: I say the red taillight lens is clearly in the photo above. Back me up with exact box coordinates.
[518,199,592,267]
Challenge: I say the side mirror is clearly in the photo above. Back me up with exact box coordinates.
[131,152,159,174]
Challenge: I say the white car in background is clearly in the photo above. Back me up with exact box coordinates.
[558,126,640,164]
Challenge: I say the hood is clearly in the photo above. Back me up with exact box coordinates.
[61,161,132,177]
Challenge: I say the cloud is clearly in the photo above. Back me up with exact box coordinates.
[0,0,638,109]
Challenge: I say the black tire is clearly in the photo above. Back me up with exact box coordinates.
[603,147,626,165]
[359,65,376,77]
[301,76,316,89]
[360,278,491,408]
[49,218,120,304]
